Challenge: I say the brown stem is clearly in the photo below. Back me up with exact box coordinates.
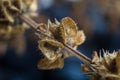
[8,5,91,64]
[65,44,91,64]
[18,13,39,29]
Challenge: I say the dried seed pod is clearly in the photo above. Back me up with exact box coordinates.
[81,51,120,80]
[47,17,85,47]
[37,57,64,70]
[75,30,85,46]
[60,17,77,46]
[48,19,66,44]
[38,39,64,60]
[61,17,77,38]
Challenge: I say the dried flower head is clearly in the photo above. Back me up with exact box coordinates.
[0,0,21,23]
[0,0,33,54]
[81,50,120,80]
[37,17,86,70]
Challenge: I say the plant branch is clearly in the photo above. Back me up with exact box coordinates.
[7,5,92,64]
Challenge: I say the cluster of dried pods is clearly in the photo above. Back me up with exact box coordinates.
[36,17,85,69]
[82,51,120,80]
[35,16,120,80]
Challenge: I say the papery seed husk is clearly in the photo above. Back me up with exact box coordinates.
[37,57,64,70]
[75,30,85,46]
[38,39,64,60]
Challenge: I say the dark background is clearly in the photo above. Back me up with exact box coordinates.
[0,0,120,80]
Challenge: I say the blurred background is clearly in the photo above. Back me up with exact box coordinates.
[0,0,120,80]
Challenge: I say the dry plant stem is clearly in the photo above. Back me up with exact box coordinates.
[19,13,39,29]
[20,13,91,64]
[64,45,91,63]
[8,5,91,64]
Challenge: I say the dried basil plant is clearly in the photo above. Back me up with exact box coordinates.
[2,1,120,80]
[35,18,120,80]
[81,51,120,80]
[16,9,120,80]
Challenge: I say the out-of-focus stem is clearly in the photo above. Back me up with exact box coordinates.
[18,13,39,29]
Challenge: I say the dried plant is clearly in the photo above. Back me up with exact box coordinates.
[81,51,120,80]
[34,18,120,79]
[37,17,86,69]
[35,17,120,80]
[2,1,120,80]
[0,0,33,54]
